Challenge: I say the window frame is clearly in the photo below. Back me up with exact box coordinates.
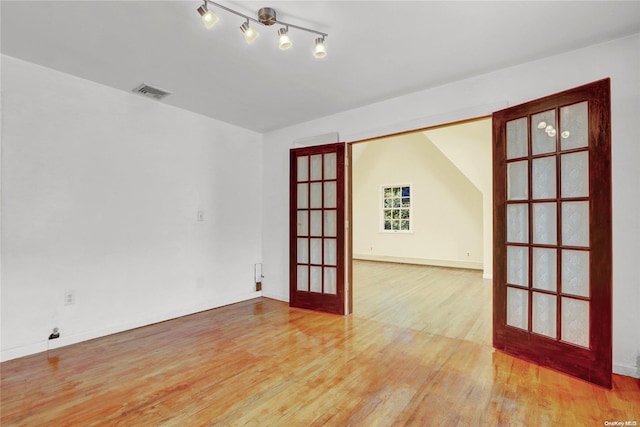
[380,184,413,233]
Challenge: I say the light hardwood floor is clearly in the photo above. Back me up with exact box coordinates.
[1,262,638,425]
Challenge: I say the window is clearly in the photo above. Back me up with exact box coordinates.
[382,185,411,232]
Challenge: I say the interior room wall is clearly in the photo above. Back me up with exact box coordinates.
[261,34,640,378]
[1,55,263,361]
[352,133,483,270]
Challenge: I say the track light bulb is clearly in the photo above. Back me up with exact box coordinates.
[278,28,292,50]
[240,22,258,44]
[197,4,218,29]
[314,37,327,58]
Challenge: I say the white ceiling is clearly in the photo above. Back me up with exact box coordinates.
[2,1,640,133]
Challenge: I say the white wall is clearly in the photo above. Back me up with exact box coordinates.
[1,55,263,361]
[261,34,640,378]
[352,133,483,270]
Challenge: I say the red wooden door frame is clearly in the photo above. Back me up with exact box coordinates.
[492,79,612,388]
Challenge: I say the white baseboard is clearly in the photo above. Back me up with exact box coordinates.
[1,291,262,362]
[354,254,483,270]
[613,362,640,379]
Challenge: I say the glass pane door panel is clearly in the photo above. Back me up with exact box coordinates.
[532,110,557,155]
[297,211,308,236]
[507,246,529,286]
[297,184,308,209]
[310,266,322,292]
[561,152,589,198]
[507,287,529,330]
[532,292,557,338]
[310,238,322,264]
[533,202,557,245]
[310,211,322,236]
[297,238,308,263]
[324,239,337,266]
[297,266,309,291]
[506,117,528,159]
[507,204,529,243]
[562,298,590,347]
[507,161,528,200]
[562,250,590,297]
[560,101,589,150]
[532,157,556,199]
[532,248,557,291]
[324,267,337,294]
[324,181,337,208]
[297,156,309,181]
[562,201,589,247]
[324,211,337,237]
[324,153,337,180]
[310,155,323,180]
[310,183,322,208]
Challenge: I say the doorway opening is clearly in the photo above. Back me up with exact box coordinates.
[350,117,493,345]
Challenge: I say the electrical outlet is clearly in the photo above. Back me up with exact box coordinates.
[65,291,75,305]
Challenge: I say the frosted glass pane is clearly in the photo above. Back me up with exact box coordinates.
[507,246,528,287]
[562,250,589,297]
[562,201,589,247]
[532,157,556,199]
[324,181,337,208]
[533,248,557,292]
[507,204,528,243]
[310,238,322,264]
[561,152,589,198]
[560,101,588,151]
[324,267,337,295]
[297,184,308,209]
[562,298,589,348]
[533,202,557,245]
[297,211,308,236]
[297,266,308,291]
[532,292,557,338]
[310,266,322,292]
[310,211,322,236]
[310,183,322,208]
[324,153,337,180]
[532,110,557,155]
[507,161,528,201]
[324,239,337,266]
[297,238,308,264]
[324,211,337,237]
[310,154,322,180]
[297,156,308,182]
[507,287,529,330]
[506,117,528,159]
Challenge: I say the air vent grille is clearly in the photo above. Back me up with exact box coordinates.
[132,83,171,100]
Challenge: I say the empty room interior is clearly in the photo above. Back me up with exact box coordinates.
[1,1,639,425]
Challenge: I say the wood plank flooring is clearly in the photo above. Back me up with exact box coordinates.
[1,263,639,425]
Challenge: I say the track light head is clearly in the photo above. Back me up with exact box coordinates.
[197,3,218,29]
[278,27,292,50]
[240,21,258,44]
[313,37,327,58]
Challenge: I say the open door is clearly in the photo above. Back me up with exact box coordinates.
[290,143,350,314]
[493,79,612,388]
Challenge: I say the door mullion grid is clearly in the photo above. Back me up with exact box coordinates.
[526,114,533,334]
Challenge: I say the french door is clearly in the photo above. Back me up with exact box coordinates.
[290,143,349,314]
[493,79,612,388]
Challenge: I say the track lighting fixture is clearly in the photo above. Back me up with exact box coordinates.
[278,28,292,50]
[197,3,218,29]
[195,2,328,58]
[314,37,327,58]
[240,20,258,44]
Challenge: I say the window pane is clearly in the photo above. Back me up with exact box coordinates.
[562,298,589,348]
[533,202,557,245]
[532,248,557,292]
[507,204,529,243]
[297,238,308,264]
[324,239,337,266]
[297,156,308,181]
[392,220,400,230]
[532,157,556,199]
[562,201,589,247]
[507,160,528,201]
[310,155,322,180]
[532,110,557,155]
[310,238,322,264]
[310,266,322,293]
[560,101,588,151]
[324,211,337,237]
[310,182,322,208]
[384,199,392,208]
[400,220,410,230]
[507,246,528,287]
[324,267,337,295]
[384,220,391,230]
[297,211,308,236]
[297,183,308,209]
[324,153,337,180]
[402,197,410,207]
[297,266,308,291]
[533,292,557,338]
[507,287,529,330]
[402,186,410,197]
[393,198,401,208]
[324,181,336,208]
[561,151,589,198]
[506,117,528,159]
[310,211,322,236]
[562,250,589,297]
[400,209,409,219]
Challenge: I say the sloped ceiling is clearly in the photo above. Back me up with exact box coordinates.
[2,1,640,132]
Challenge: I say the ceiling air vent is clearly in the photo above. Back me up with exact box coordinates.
[132,83,171,101]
